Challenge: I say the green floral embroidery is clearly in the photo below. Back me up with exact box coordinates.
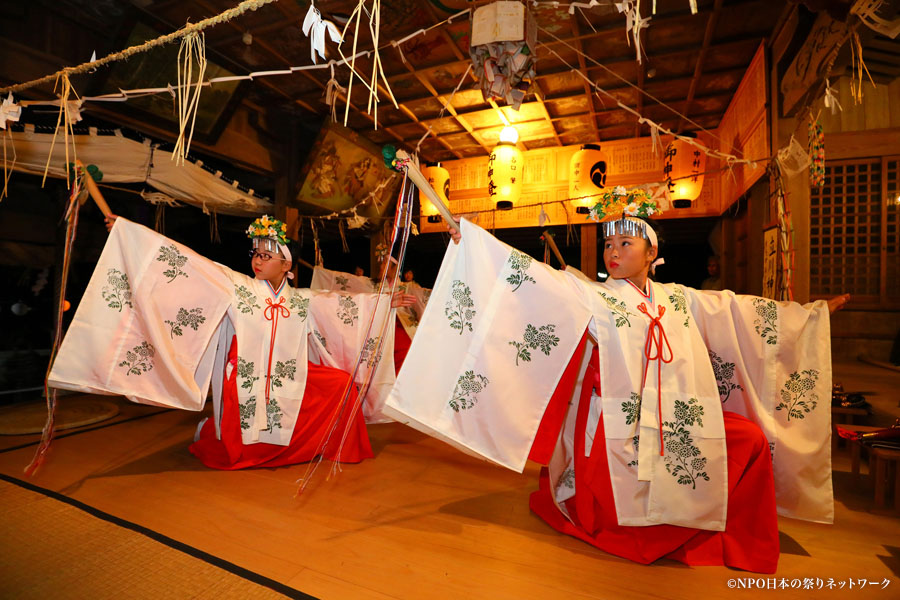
[668,287,689,328]
[445,280,475,334]
[360,337,382,368]
[237,357,259,392]
[598,292,634,328]
[101,268,132,312]
[270,359,296,389]
[709,351,743,403]
[313,329,330,354]
[235,285,260,315]
[335,275,349,290]
[621,392,642,425]
[164,307,206,338]
[506,250,536,292]
[449,370,490,412]
[752,298,778,345]
[662,398,709,489]
[265,398,284,431]
[238,397,256,430]
[776,369,820,421]
[558,467,575,489]
[509,323,560,366]
[119,341,155,376]
[289,294,309,320]
[156,244,188,283]
[337,295,358,326]
[627,435,639,468]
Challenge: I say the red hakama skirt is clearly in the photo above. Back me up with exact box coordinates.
[529,345,779,573]
[190,336,373,470]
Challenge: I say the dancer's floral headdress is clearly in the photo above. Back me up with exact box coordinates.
[590,186,665,273]
[247,215,293,277]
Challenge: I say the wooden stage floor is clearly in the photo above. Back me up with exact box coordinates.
[1,394,898,600]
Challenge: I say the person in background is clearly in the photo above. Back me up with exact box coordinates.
[701,255,723,290]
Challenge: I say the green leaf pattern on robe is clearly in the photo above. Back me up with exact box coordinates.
[101,268,132,312]
[776,369,819,421]
[156,244,188,283]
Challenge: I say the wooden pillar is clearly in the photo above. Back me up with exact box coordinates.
[580,223,597,281]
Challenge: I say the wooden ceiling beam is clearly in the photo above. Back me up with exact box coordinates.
[569,10,602,143]
[676,0,723,133]
[389,47,493,155]
[393,104,728,146]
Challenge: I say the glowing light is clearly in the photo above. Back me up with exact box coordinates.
[499,126,519,144]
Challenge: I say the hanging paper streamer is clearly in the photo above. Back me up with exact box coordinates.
[171,31,207,166]
[469,1,537,110]
[850,0,900,39]
[823,79,842,115]
[615,0,651,64]
[808,120,825,188]
[301,1,343,64]
[0,93,20,200]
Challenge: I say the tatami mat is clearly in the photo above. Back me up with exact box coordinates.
[0,476,314,600]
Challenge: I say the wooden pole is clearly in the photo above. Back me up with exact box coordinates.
[580,223,597,281]
[542,230,566,268]
[75,160,113,218]
[395,150,459,233]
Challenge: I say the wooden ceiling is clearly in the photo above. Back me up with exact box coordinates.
[11,0,900,165]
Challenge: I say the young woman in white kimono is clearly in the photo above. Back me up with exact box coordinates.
[399,191,849,573]
[49,214,414,470]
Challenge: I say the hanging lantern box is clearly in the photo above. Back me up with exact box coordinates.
[664,132,706,208]
[421,163,450,223]
[469,1,537,110]
[568,144,609,214]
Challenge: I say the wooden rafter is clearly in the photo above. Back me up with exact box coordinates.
[676,0,723,133]
[568,10,602,143]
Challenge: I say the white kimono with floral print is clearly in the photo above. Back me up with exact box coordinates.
[49,218,396,446]
[385,219,833,530]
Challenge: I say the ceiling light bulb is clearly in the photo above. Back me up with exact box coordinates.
[499,126,519,144]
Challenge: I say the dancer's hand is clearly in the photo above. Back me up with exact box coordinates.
[449,220,461,244]
[391,292,416,308]
[827,293,850,314]
[104,213,118,232]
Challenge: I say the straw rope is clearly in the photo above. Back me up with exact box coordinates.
[0,0,279,95]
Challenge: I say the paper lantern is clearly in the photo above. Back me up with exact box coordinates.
[568,144,609,214]
[664,132,706,208]
[422,164,450,223]
[488,135,523,210]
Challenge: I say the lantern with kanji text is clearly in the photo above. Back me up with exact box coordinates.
[664,132,706,208]
[568,143,608,214]
[489,126,523,210]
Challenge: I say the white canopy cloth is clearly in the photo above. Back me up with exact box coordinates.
[7,127,272,216]
[385,219,833,530]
